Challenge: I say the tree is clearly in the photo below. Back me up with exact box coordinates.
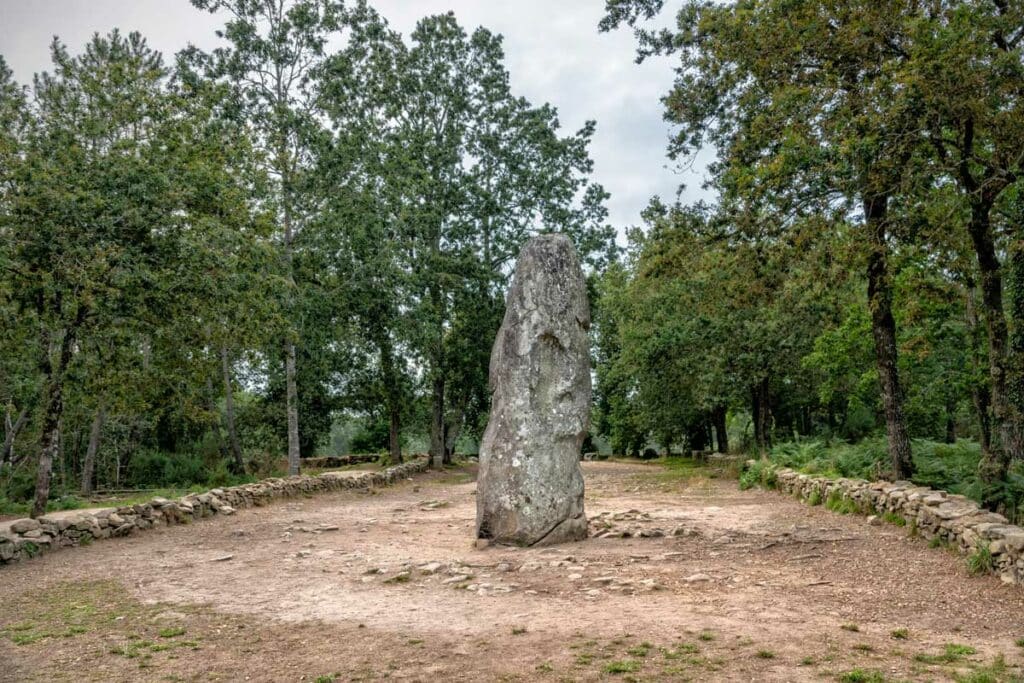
[316,12,614,466]
[190,0,346,475]
[602,0,938,478]
[911,0,1024,507]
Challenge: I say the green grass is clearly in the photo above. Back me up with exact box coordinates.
[826,492,860,514]
[838,669,888,683]
[626,642,652,657]
[756,649,776,659]
[914,643,977,665]
[603,660,641,674]
[967,544,994,576]
[158,627,186,638]
[890,628,909,640]
[882,512,907,526]
[841,623,860,632]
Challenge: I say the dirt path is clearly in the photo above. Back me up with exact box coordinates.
[2,460,1023,682]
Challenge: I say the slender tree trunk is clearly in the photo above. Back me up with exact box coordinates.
[205,376,229,463]
[757,378,771,451]
[430,374,445,467]
[80,404,105,495]
[968,202,1024,508]
[285,342,300,475]
[445,413,463,462]
[751,384,765,455]
[2,406,28,466]
[713,405,728,454]
[377,334,403,466]
[965,283,993,453]
[32,325,78,519]
[428,282,446,468]
[864,193,914,480]
[221,346,245,474]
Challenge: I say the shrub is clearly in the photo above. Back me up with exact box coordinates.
[740,460,777,490]
[966,544,994,576]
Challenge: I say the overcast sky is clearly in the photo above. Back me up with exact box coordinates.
[0,0,712,232]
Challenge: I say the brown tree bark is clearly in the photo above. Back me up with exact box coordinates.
[377,334,403,466]
[32,323,79,519]
[80,404,105,495]
[965,284,994,453]
[2,406,28,466]
[967,200,1024,508]
[221,346,245,474]
[712,405,728,454]
[864,193,915,480]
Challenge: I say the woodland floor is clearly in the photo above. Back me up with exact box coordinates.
[2,459,1024,682]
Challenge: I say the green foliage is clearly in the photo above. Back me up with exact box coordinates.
[913,643,978,665]
[966,544,994,576]
[761,438,1024,520]
[739,460,777,491]
[838,670,888,683]
[825,492,860,515]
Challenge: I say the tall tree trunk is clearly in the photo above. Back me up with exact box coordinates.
[430,373,445,468]
[221,346,245,474]
[377,334,403,466]
[712,405,728,454]
[285,341,300,475]
[864,194,914,480]
[278,145,301,477]
[444,412,464,462]
[751,384,767,455]
[428,283,446,468]
[757,378,771,451]
[945,405,957,444]
[32,325,78,519]
[966,283,993,453]
[80,404,105,495]
[2,406,28,466]
[968,202,1024,508]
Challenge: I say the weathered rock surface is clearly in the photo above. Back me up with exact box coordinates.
[476,234,590,546]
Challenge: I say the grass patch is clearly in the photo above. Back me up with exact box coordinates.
[511,627,527,635]
[890,628,909,640]
[698,630,715,641]
[967,544,994,576]
[841,623,860,632]
[826,492,860,514]
[158,627,186,638]
[839,669,888,683]
[603,659,641,674]
[807,489,823,506]
[913,643,977,665]
[756,649,776,659]
[626,642,652,657]
[882,512,907,527]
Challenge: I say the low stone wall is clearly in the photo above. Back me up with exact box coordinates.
[0,458,428,567]
[752,463,1024,585]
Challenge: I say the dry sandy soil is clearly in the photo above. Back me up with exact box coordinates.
[2,459,1024,682]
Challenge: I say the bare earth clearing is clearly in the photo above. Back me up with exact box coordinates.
[2,460,1024,682]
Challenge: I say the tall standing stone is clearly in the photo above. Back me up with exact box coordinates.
[476,234,590,546]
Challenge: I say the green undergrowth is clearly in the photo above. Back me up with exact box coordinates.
[743,437,1024,522]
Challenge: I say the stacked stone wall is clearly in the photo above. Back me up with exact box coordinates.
[755,464,1024,584]
[0,458,428,566]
